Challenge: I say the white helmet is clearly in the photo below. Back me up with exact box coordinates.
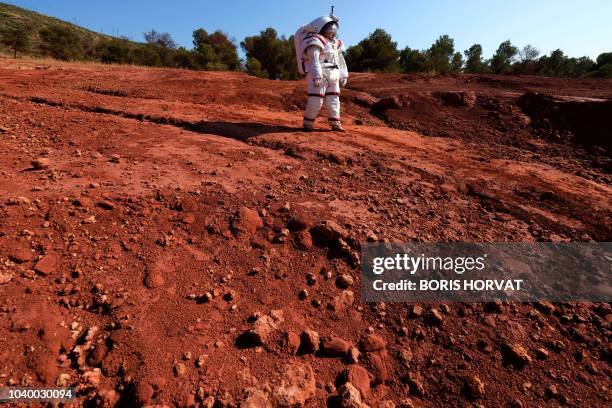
[302,14,339,35]
[294,14,340,75]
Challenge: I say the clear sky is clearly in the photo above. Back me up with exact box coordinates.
[6,0,612,60]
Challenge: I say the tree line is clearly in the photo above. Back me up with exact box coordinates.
[348,29,611,78]
[1,22,610,79]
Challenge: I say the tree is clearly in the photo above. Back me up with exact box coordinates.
[241,28,296,79]
[538,49,570,76]
[399,47,427,73]
[519,44,540,63]
[426,34,455,74]
[39,25,83,61]
[193,29,240,71]
[451,52,464,73]
[591,52,612,78]
[490,40,518,74]
[464,44,487,73]
[172,47,197,69]
[144,30,176,49]
[345,28,399,72]
[1,23,31,58]
[513,44,541,74]
[97,38,131,64]
[245,56,266,78]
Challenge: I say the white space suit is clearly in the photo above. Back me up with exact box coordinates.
[296,15,349,131]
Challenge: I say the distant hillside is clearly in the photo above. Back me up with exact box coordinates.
[0,1,123,57]
[0,2,242,71]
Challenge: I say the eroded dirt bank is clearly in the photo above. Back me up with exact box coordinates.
[0,59,610,407]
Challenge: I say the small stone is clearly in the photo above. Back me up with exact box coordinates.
[293,230,313,250]
[332,290,354,312]
[82,215,97,224]
[406,373,425,397]
[361,333,386,352]
[410,305,423,318]
[336,274,354,289]
[0,272,13,285]
[399,348,413,366]
[427,308,444,326]
[300,329,320,354]
[31,158,50,170]
[536,347,549,360]
[272,361,316,407]
[9,247,36,263]
[338,382,368,408]
[174,363,188,377]
[298,289,309,300]
[545,384,558,399]
[110,154,121,163]
[97,200,115,210]
[306,273,317,285]
[34,253,59,275]
[195,354,207,368]
[463,375,485,399]
[285,331,301,355]
[81,369,102,387]
[321,336,350,357]
[342,365,371,398]
[348,346,360,364]
[144,269,164,289]
[501,342,532,369]
[231,207,264,235]
[242,310,284,347]
[55,373,71,387]
[309,220,349,245]
[183,351,192,360]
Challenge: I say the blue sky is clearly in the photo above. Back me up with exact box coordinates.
[7,0,612,60]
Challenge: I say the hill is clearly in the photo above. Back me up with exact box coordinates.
[0,2,120,57]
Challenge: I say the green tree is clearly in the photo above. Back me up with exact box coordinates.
[591,52,612,78]
[193,29,239,71]
[464,44,487,73]
[97,38,131,64]
[490,40,518,74]
[172,47,197,69]
[241,28,296,79]
[1,23,31,58]
[450,52,464,73]
[426,34,455,74]
[39,25,83,60]
[399,47,427,73]
[345,28,399,72]
[245,57,267,78]
[538,49,570,76]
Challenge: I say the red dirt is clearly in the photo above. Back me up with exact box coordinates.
[0,58,610,407]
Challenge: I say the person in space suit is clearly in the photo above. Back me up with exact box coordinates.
[299,14,349,132]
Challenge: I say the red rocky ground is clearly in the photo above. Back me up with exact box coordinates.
[0,58,610,407]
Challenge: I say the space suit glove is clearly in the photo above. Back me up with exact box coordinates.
[340,77,348,87]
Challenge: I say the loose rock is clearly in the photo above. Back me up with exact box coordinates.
[321,336,350,357]
[463,375,485,399]
[501,342,532,369]
[31,158,50,170]
[300,329,320,354]
[272,361,316,407]
[34,253,59,275]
